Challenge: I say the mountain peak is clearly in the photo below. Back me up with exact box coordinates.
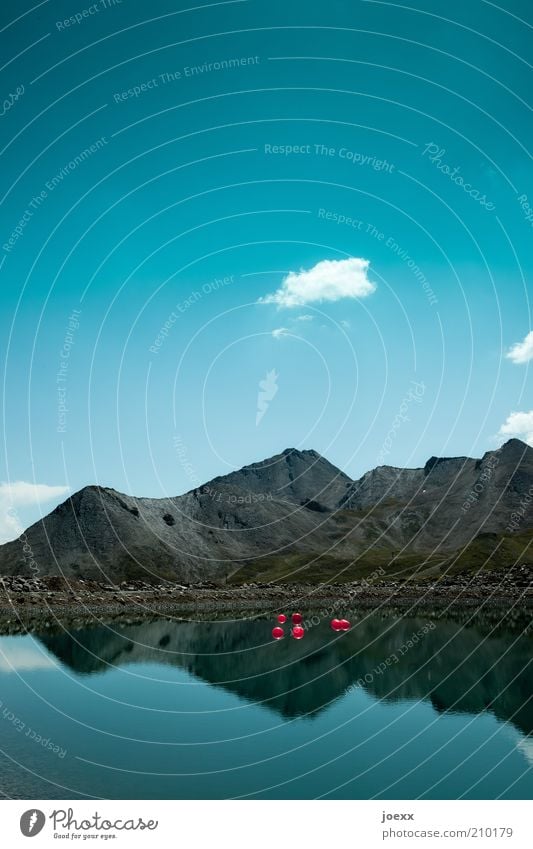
[499,438,531,453]
[423,454,471,476]
[281,447,320,458]
[202,446,350,510]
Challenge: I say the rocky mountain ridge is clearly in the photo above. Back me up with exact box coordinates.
[0,439,531,584]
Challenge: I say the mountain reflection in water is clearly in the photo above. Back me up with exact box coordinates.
[36,612,533,735]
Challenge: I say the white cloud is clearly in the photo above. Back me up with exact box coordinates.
[497,411,533,447]
[506,331,533,364]
[340,319,351,329]
[272,327,289,339]
[258,257,376,308]
[0,482,69,544]
[296,314,313,322]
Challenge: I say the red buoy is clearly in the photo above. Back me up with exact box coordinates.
[291,625,305,639]
[277,614,287,624]
[339,619,351,631]
[330,619,343,631]
[292,612,303,624]
[272,626,284,640]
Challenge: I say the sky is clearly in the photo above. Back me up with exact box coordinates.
[0,0,532,540]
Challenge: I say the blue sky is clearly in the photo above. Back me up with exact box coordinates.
[0,0,532,538]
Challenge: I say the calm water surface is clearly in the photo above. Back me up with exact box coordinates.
[0,610,531,799]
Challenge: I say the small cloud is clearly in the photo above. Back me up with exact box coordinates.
[340,320,351,329]
[256,369,279,426]
[497,411,533,446]
[0,482,69,544]
[0,481,69,507]
[296,314,313,322]
[271,327,289,339]
[506,331,533,364]
[258,257,376,308]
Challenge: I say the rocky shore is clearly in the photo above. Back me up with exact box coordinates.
[0,565,531,631]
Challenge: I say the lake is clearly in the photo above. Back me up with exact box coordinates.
[0,609,531,799]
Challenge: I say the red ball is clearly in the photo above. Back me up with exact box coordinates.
[291,625,305,639]
[277,614,287,624]
[292,612,303,624]
[272,626,284,640]
[339,619,351,631]
[330,619,343,631]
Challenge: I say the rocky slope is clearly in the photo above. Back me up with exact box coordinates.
[0,440,532,584]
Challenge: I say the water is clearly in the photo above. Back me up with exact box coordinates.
[0,610,531,799]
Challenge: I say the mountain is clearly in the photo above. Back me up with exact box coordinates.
[1,440,532,584]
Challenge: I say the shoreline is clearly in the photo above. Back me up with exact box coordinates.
[0,566,531,633]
